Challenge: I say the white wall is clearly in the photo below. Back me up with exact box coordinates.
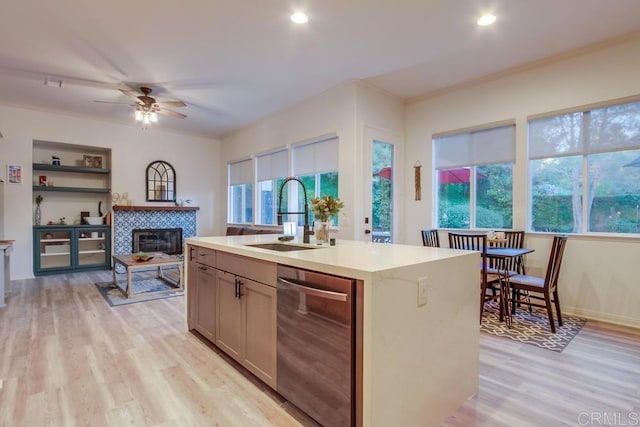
[220,81,404,240]
[404,36,640,327]
[0,105,221,279]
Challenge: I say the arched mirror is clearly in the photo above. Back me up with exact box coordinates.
[146,160,176,202]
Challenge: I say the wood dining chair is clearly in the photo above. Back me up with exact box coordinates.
[508,235,568,333]
[421,229,440,247]
[448,232,503,323]
[487,230,526,275]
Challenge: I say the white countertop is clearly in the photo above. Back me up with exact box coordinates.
[186,234,468,280]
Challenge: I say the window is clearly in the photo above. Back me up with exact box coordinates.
[291,136,339,225]
[529,99,640,234]
[435,124,515,229]
[228,159,253,224]
[256,149,288,225]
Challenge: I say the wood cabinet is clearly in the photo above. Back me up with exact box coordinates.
[33,225,111,276]
[186,245,277,388]
[187,246,217,342]
[215,253,277,388]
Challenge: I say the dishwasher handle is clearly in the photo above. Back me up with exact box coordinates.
[278,277,349,302]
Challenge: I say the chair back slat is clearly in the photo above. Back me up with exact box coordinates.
[448,232,488,284]
[489,230,525,273]
[421,229,440,247]
[545,235,568,293]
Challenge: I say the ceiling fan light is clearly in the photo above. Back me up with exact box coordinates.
[143,114,150,125]
[135,109,143,121]
[150,112,158,122]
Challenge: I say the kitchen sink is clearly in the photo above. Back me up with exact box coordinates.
[245,243,320,252]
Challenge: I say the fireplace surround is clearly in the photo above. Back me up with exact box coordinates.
[113,206,198,257]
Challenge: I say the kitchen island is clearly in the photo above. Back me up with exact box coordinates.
[185,234,479,427]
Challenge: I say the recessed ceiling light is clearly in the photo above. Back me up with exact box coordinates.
[477,14,496,26]
[290,12,308,24]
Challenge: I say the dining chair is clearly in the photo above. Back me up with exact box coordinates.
[508,235,568,333]
[421,229,440,247]
[448,232,503,323]
[488,230,526,275]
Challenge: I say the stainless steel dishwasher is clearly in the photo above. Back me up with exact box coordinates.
[277,265,356,427]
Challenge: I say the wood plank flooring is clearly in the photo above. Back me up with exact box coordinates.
[1,271,639,426]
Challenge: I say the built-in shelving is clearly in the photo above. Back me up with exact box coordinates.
[33,163,110,174]
[32,185,111,193]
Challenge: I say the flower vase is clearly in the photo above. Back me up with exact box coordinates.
[35,204,42,226]
[315,221,330,244]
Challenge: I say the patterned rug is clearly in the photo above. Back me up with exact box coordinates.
[480,301,586,352]
[95,278,183,306]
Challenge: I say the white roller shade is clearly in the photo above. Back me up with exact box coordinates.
[257,149,288,181]
[293,137,338,175]
[229,158,252,185]
[435,124,515,169]
[529,100,640,159]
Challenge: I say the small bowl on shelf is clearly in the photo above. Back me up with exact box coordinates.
[84,216,104,225]
[132,252,153,262]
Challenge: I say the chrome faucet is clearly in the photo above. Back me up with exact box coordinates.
[277,177,313,243]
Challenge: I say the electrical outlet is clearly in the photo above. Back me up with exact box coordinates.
[418,277,428,307]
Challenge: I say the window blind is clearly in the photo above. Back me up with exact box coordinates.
[293,136,338,175]
[434,124,515,169]
[229,158,253,185]
[529,100,640,159]
[256,149,288,181]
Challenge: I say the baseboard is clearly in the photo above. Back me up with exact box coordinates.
[563,306,640,329]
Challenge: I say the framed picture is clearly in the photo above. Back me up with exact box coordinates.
[7,165,21,184]
[39,175,47,186]
[83,155,93,167]
[92,156,103,168]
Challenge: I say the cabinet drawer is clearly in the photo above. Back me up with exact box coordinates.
[193,246,215,267]
[216,251,276,287]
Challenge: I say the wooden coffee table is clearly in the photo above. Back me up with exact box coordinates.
[112,253,183,299]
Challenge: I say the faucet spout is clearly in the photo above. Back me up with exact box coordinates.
[277,177,312,243]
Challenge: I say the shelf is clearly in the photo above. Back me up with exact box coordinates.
[79,250,105,255]
[33,185,111,193]
[78,237,105,241]
[33,163,110,174]
[41,238,71,243]
[41,252,71,257]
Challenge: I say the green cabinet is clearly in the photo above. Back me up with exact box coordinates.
[33,225,111,276]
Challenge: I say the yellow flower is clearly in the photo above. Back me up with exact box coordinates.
[310,195,344,222]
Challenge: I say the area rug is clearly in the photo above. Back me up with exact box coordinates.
[480,301,586,352]
[95,278,184,306]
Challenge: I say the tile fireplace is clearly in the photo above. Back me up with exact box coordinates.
[113,206,198,257]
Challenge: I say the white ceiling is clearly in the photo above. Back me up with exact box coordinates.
[2,0,640,139]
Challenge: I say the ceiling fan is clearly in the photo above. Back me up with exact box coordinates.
[96,86,187,120]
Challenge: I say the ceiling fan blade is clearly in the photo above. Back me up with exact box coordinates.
[93,100,132,105]
[157,100,187,108]
[159,109,187,119]
[119,89,144,105]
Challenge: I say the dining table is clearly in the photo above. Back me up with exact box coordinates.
[485,247,535,327]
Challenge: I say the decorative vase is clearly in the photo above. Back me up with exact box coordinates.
[315,221,330,244]
[35,204,42,226]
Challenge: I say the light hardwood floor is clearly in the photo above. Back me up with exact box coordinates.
[1,271,639,426]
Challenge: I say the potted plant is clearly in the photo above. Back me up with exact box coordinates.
[310,195,344,243]
[35,194,43,226]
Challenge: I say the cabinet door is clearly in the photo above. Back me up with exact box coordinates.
[194,264,216,343]
[216,270,242,361]
[242,279,277,388]
[186,246,198,329]
[76,228,109,267]
[35,228,73,273]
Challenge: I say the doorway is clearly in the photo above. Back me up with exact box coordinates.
[362,127,402,243]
